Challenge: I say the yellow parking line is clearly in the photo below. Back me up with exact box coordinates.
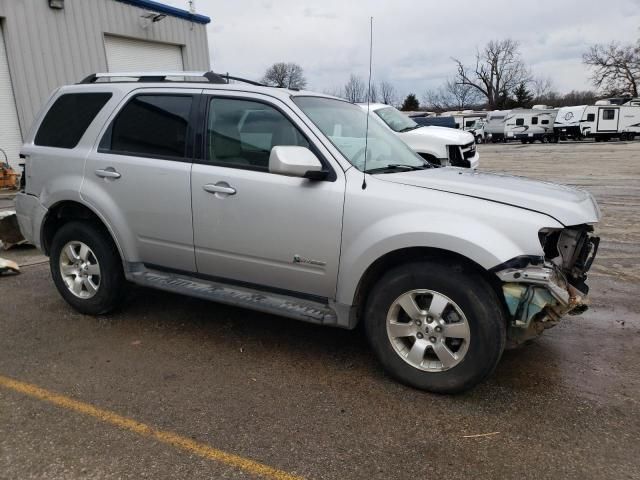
[0,374,303,480]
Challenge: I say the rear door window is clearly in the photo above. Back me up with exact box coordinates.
[35,93,112,148]
[531,117,538,125]
[602,109,616,120]
[100,95,193,160]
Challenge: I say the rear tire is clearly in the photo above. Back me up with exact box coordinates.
[50,221,125,315]
[364,260,506,394]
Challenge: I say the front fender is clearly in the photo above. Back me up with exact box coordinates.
[335,171,563,305]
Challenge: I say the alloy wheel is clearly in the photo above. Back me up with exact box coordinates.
[386,289,470,372]
[59,241,101,299]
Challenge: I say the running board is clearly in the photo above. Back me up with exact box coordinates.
[126,267,338,325]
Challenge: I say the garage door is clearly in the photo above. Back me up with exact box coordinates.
[0,25,23,169]
[104,35,184,72]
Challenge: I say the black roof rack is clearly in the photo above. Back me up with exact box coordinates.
[78,71,265,87]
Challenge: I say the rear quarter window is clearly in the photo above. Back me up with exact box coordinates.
[35,93,112,148]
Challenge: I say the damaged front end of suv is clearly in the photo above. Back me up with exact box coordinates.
[493,225,600,347]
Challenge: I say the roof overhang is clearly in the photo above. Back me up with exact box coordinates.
[114,0,211,24]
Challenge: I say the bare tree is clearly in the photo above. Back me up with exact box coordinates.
[367,82,378,103]
[557,90,598,107]
[423,78,482,111]
[452,39,531,109]
[323,86,344,98]
[343,74,366,103]
[532,76,554,101]
[583,42,639,97]
[261,62,307,89]
[379,81,397,105]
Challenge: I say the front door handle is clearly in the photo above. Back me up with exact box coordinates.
[95,168,121,179]
[203,183,236,195]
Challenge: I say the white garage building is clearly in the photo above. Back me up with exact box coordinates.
[0,0,211,168]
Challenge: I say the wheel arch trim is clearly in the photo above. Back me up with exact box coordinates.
[340,245,508,329]
[40,199,127,262]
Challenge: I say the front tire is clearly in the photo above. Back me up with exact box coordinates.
[364,261,506,393]
[50,221,125,315]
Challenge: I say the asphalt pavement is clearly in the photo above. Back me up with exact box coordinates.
[1,141,639,479]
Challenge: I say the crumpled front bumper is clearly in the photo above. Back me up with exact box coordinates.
[494,262,590,346]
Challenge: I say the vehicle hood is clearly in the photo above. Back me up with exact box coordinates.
[376,168,601,226]
[400,126,474,145]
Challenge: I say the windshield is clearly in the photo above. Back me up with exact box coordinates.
[375,106,419,132]
[293,97,425,172]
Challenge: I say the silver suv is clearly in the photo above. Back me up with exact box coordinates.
[16,72,600,393]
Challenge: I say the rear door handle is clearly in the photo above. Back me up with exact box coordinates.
[95,168,121,179]
[203,183,236,195]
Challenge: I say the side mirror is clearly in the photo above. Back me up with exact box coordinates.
[269,146,328,180]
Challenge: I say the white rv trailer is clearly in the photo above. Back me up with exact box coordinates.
[484,110,511,142]
[580,100,640,141]
[439,110,488,143]
[440,110,487,129]
[504,108,558,143]
[554,105,588,140]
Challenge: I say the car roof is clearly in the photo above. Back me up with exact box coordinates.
[57,81,337,103]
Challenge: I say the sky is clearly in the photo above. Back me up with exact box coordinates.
[164,0,640,101]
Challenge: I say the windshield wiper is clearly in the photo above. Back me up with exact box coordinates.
[365,164,429,174]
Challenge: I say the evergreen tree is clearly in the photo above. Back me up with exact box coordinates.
[401,93,420,111]
[513,82,534,107]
